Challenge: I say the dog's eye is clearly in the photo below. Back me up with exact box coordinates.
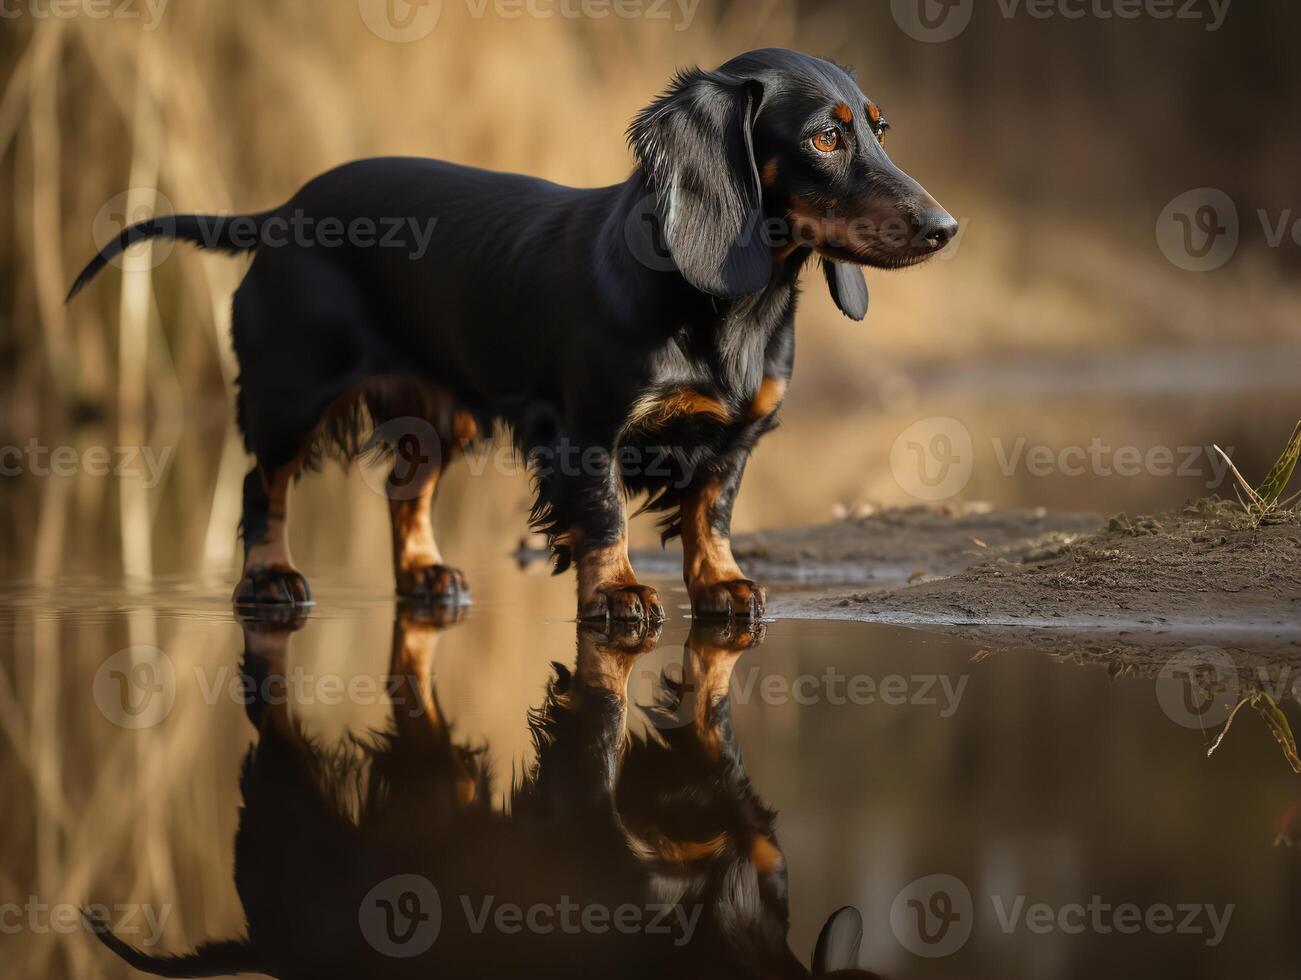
[811,129,840,153]
[873,121,891,147]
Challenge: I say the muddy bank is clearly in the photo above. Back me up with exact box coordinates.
[633,503,1101,585]
[745,499,1301,660]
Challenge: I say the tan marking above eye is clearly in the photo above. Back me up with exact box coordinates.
[811,129,840,153]
[865,103,888,145]
[833,102,854,124]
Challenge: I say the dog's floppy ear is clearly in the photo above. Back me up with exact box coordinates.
[629,68,769,298]
[822,258,869,321]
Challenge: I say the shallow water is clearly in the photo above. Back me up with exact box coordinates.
[2,558,1299,979]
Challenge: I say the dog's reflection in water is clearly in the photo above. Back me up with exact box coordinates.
[88,608,879,979]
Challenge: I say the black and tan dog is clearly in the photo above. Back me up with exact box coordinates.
[68,48,954,623]
[85,612,879,978]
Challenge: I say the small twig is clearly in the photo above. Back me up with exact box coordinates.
[1207,696,1251,759]
[1214,445,1265,510]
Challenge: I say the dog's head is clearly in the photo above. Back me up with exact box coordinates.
[629,48,956,318]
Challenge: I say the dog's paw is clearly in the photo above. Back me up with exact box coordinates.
[579,617,664,655]
[690,579,766,620]
[688,617,767,652]
[397,597,469,629]
[233,566,312,606]
[236,604,312,632]
[396,564,469,603]
[580,584,665,624]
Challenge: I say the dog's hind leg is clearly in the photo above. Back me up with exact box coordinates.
[234,462,312,605]
[387,409,475,602]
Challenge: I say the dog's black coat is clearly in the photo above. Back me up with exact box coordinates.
[69,48,953,586]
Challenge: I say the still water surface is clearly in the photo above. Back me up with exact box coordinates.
[1,562,1298,978]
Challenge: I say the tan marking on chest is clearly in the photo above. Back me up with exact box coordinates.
[625,389,732,432]
[648,833,729,866]
[749,834,785,875]
[747,377,787,420]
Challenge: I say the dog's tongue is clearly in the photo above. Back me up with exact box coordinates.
[822,258,869,321]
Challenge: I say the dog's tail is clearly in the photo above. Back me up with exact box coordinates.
[83,910,260,978]
[66,210,276,302]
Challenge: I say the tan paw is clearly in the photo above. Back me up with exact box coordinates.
[690,579,766,620]
[580,584,665,624]
[396,564,469,603]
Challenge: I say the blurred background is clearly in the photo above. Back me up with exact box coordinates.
[2,0,1301,582]
[2,3,1301,977]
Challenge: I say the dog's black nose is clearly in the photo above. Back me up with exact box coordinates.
[918,210,959,250]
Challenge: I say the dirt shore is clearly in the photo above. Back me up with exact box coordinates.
[766,500,1300,661]
[633,499,1301,662]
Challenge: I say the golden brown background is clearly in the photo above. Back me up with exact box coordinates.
[3,0,1300,582]
[1,4,1300,977]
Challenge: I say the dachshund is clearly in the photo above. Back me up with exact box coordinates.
[67,47,955,623]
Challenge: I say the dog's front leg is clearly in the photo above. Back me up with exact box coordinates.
[556,446,664,624]
[679,451,766,620]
